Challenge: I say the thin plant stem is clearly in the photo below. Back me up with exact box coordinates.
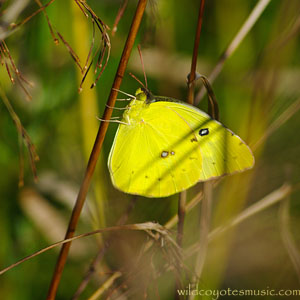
[188,181,212,300]
[46,1,148,299]
[0,222,168,276]
[186,183,292,257]
[187,0,205,105]
[195,0,272,105]
[87,272,122,300]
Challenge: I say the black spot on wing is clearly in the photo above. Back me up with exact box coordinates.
[199,128,209,136]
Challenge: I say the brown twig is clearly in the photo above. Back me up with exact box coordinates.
[186,0,205,105]
[46,1,148,299]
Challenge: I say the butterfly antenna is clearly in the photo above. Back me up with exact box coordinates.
[129,72,147,90]
[138,44,148,89]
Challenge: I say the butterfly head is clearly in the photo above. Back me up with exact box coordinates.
[135,87,153,104]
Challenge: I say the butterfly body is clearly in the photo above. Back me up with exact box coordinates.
[108,88,254,198]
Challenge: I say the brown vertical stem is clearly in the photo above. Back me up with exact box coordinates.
[177,0,205,249]
[46,1,148,299]
[175,1,206,299]
[187,0,206,105]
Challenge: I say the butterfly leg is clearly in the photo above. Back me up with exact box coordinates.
[115,98,132,102]
[112,88,136,99]
[105,104,128,110]
[96,116,129,125]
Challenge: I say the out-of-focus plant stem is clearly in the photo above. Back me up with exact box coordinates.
[195,0,271,105]
[46,1,148,299]
[71,0,107,229]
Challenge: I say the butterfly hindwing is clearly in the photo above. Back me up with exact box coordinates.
[159,101,255,179]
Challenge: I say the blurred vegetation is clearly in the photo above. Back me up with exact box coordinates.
[1,0,300,299]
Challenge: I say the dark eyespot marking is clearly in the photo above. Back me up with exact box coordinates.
[191,137,198,142]
[158,178,162,181]
[161,151,169,158]
[212,162,216,165]
[239,142,243,146]
[145,175,149,179]
[131,171,134,174]
[199,128,209,136]
[170,151,175,155]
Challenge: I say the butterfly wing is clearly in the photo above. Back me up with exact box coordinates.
[108,99,254,198]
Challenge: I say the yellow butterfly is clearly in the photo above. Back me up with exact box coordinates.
[108,88,254,198]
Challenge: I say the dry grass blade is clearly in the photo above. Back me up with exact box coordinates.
[57,31,83,73]
[0,222,169,276]
[0,85,39,186]
[112,0,129,36]
[195,0,272,104]
[76,0,111,90]
[252,96,300,151]
[279,195,300,283]
[84,18,95,72]
[186,183,292,257]
[0,42,15,84]
[87,272,122,300]
[0,41,33,100]
[34,0,58,44]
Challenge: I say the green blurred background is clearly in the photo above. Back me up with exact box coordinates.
[1,0,300,299]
